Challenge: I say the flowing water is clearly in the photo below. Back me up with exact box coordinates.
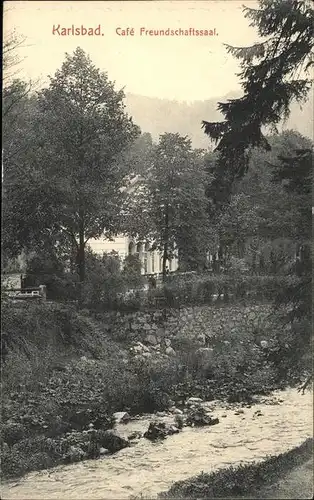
[1,388,313,499]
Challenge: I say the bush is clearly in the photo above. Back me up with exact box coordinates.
[160,438,313,498]
[1,422,27,446]
[82,251,125,310]
[24,250,78,301]
[144,275,301,310]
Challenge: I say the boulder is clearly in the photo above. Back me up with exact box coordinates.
[100,430,129,453]
[133,344,144,354]
[146,334,157,345]
[142,352,152,358]
[186,406,219,427]
[144,421,181,441]
[156,411,167,417]
[113,411,130,424]
[168,425,180,435]
[186,397,203,406]
[234,409,244,415]
[99,447,110,455]
[144,421,168,441]
[156,327,165,337]
[165,346,176,356]
[165,338,172,347]
[171,408,183,415]
[128,431,143,440]
[174,414,184,429]
[196,334,206,345]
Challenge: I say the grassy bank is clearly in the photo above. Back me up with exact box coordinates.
[160,438,313,499]
[1,300,306,480]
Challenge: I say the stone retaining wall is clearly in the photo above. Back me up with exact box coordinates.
[101,303,274,358]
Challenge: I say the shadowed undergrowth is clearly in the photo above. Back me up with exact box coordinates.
[159,438,313,499]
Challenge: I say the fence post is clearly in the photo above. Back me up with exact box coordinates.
[39,285,47,301]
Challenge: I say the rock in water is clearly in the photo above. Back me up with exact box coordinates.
[168,425,180,435]
[144,421,168,441]
[128,431,143,440]
[171,408,183,415]
[100,430,129,453]
[208,417,219,426]
[113,411,131,424]
[186,406,219,427]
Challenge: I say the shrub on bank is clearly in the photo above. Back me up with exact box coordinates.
[160,438,313,498]
[1,427,127,478]
[114,274,302,311]
[160,274,301,308]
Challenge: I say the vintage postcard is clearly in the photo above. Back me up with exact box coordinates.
[2,0,313,499]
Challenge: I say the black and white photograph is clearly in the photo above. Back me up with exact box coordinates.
[1,0,313,498]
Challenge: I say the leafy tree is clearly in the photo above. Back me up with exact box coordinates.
[212,130,312,274]
[24,249,78,301]
[83,250,124,310]
[2,86,46,262]
[203,0,313,206]
[3,47,140,303]
[271,146,312,321]
[122,254,143,289]
[124,133,209,279]
[124,132,154,176]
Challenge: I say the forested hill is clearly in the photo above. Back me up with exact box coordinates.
[125,92,313,149]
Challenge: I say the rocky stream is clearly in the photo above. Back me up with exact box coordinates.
[2,387,313,499]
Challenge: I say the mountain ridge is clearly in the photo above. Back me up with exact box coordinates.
[124,91,313,149]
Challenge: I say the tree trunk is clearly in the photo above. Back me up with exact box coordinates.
[162,241,168,282]
[77,213,85,307]
[162,208,169,282]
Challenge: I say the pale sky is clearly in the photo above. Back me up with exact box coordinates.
[4,0,260,101]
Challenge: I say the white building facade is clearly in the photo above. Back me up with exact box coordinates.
[88,235,179,276]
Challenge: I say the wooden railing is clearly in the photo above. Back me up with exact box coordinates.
[5,285,47,301]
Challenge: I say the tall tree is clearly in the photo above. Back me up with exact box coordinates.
[203,0,313,206]
[124,133,209,279]
[2,84,43,261]
[211,131,312,274]
[3,47,140,303]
